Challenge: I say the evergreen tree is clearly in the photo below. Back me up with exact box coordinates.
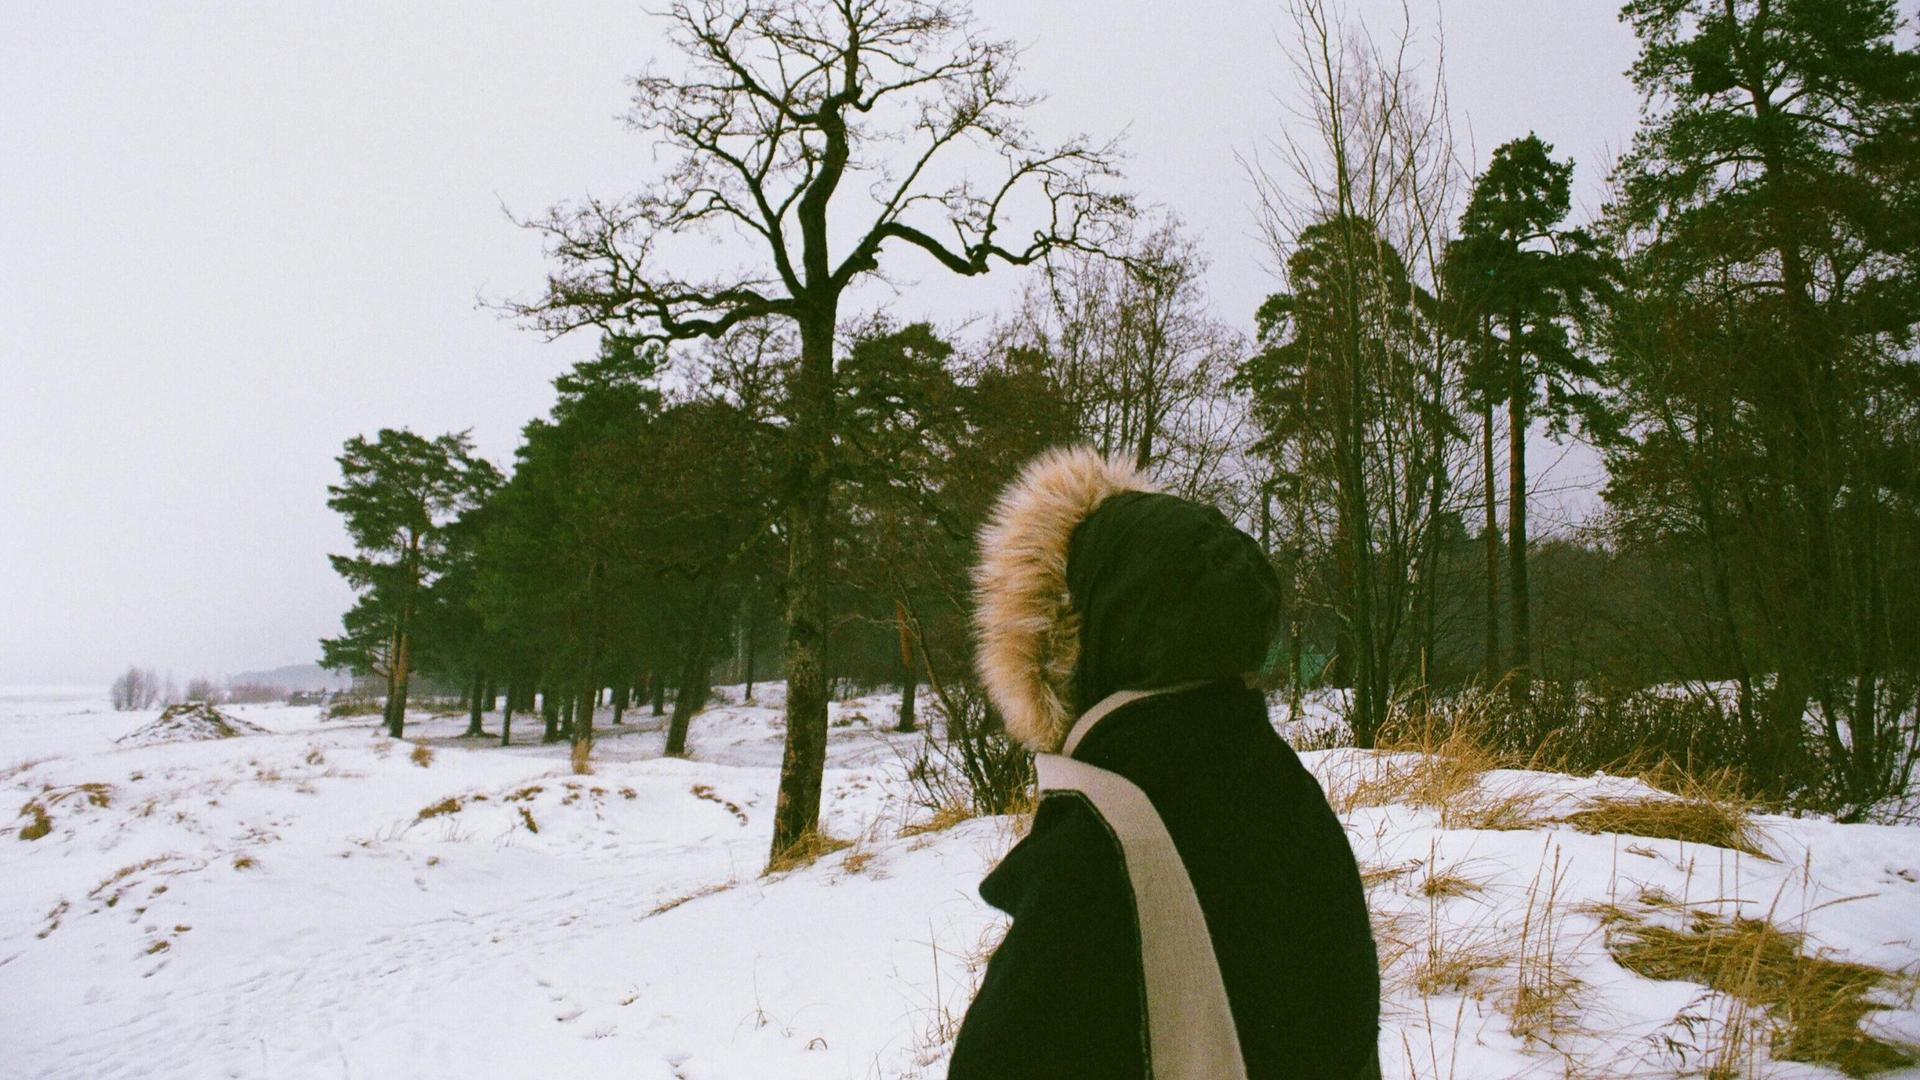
[1601,0,1920,806]
[1236,216,1449,746]
[322,429,500,737]
[1445,134,1612,704]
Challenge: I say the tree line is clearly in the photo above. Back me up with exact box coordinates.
[322,0,1920,838]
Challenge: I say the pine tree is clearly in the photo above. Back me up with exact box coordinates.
[1446,135,1612,705]
[322,429,499,738]
[1601,0,1920,805]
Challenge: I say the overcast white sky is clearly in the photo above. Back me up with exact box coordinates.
[0,1,1641,686]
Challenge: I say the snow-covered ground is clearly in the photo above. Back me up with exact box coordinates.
[3,684,1918,1079]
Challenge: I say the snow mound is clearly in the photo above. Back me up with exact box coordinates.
[116,703,267,747]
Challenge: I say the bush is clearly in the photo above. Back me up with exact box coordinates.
[1377,681,1872,813]
[904,680,1032,822]
[1466,682,1754,780]
[325,696,384,719]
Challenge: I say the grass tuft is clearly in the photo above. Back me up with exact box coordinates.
[899,802,975,838]
[764,830,853,874]
[1610,910,1914,1076]
[17,799,52,841]
[409,744,434,768]
[417,796,464,821]
[1419,865,1485,900]
[649,878,738,916]
[691,783,748,824]
[1560,795,1767,858]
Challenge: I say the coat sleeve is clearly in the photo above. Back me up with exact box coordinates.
[946,794,1148,1080]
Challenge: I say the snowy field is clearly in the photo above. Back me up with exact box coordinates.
[4,684,1919,1079]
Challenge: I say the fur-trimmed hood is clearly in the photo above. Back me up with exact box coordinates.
[971,447,1157,752]
[973,447,1286,754]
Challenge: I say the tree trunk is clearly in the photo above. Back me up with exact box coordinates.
[541,689,560,743]
[650,673,666,717]
[1506,334,1531,709]
[387,630,412,739]
[1483,401,1501,686]
[464,669,485,738]
[612,683,629,726]
[500,682,516,747]
[895,600,918,733]
[666,579,725,756]
[770,311,836,861]
[741,595,756,699]
[742,591,758,701]
[573,684,595,751]
[568,684,591,745]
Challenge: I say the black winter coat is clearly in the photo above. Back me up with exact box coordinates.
[948,680,1380,1080]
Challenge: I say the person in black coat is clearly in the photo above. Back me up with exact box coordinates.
[949,447,1380,1080]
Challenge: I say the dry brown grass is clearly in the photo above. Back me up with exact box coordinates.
[1420,866,1485,900]
[1324,717,1550,834]
[417,796,464,821]
[1362,860,1420,889]
[764,830,853,874]
[899,802,975,838]
[691,783,748,824]
[911,921,1009,1067]
[90,856,178,907]
[408,744,434,768]
[569,740,593,775]
[841,849,878,875]
[0,757,49,784]
[1505,846,1584,1046]
[1560,793,1768,858]
[1609,909,1914,1077]
[1410,930,1512,997]
[16,799,52,840]
[1447,779,1551,832]
[648,878,738,916]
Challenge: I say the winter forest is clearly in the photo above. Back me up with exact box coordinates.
[8,0,1920,1077]
[326,0,1919,829]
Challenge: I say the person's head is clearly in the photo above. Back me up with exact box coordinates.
[972,447,1283,752]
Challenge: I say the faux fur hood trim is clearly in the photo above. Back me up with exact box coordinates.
[972,447,1157,752]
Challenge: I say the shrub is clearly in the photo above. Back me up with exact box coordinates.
[325,696,384,719]
[1382,681,1861,812]
[904,680,1032,823]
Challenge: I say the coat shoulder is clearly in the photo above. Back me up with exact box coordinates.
[950,792,1149,1080]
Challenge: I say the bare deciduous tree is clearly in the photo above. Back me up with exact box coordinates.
[109,665,162,711]
[1009,218,1243,497]
[510,0,1131,863]
[1237,0,1470,743]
